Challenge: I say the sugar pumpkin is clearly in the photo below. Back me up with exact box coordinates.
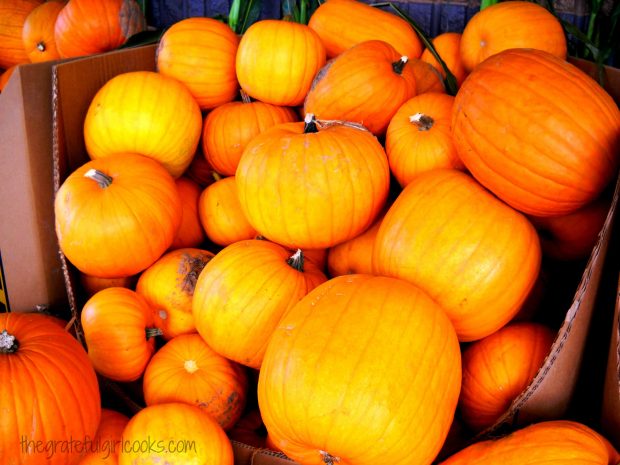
[0,0,43,68]
[21,0,63,63]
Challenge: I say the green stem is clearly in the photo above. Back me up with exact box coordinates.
[228,0,241,33]
[479,0,499,10]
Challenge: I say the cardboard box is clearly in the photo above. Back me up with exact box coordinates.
[50,45,620,460]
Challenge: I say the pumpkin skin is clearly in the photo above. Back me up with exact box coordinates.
[54,153,182,278]
[193,240,327,369]
[409,57,445,94]
[84,71,203,178]
[170,177,206,250]
[460,1,566,73]
[119,402,234,465]
[54,0,146,59]
[80,272,136,297]
[236,19,326,106]
[308,0,422,59]
[136,248,215,340]
[78,409,129,464]
[420,32,467,87]
[22,0,63,63]
[81,287,162,382]
[0,312,101,465]
[386,92,463,187]
[236,118,390,249]
[0,0,42,68]
[202,98,298,176]
[156,17,240,110]
[198,176,258,247]
[143,333,248,431]
[185,150,218,188]
[459,322,555,432]
[373,169,541,342]
[258,274,461,465]
[452,48,620,217]
[304,40,417,135]
[438,420,620,465]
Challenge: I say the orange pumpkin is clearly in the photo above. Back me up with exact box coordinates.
[54,0,146,59]
[236,19,326,106]
[308,0,422,59]
[409,57,445,94]
[119,402,234,465]
[185,149,218,188]
[438,420,620,464]
[80,272,136,297]
[156,17,240,110]
[460,1,566,73]
[198,175,258,247]
[81,287,162,382]
[0,0,42,68]
[201,95,298,176]
[452,48,620,217]
[78,409,129,464]
[373,169,541,342]
[193,239,327,369]
[385,92,463,187]
[459,322,556,432]
[258,274,461,465]
[304,40,417,135]
[22,1,63,63]
[143,333,248,431]
[236,116,390,249]
[136,248,215,340]
[54,153,182,278]
[83,71,203,178]
[0,312,101,465]
[170,177,206,250]
[420,32,467,87]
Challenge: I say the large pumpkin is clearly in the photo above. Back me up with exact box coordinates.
[0,0,43,68]
[54,153,182,278]
[54,0,146,59]
[0,312,101,465]
[21,0,63,63]
[83,71,203,178]
[258,274,461,465]
[193,239,327,369]
[156,17,240,110]
[373,169,541,342]
[452,48,620,217]
[236,116,390,249]
[304,40,417,135]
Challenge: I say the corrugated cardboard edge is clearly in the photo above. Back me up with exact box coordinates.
[232,441,295,465]
[602,274,620,448]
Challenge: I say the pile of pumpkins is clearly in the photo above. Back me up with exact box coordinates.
[2,0,620,464]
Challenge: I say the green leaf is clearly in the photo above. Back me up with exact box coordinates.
[228,0,242,33]
[479,0,499,10]
[239,0,262,34]
[121,29,164,48]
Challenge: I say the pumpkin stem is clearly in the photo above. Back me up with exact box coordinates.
[0,330,19,353]
[37,41,46,52]
[184,359,199,374]
[240,89,252,104]
[409,113,435,131]
[320,450,340,465]
[304,114,319,133]
[212,172,222,183]
[145,327,163,340]
[84,169,113,188]
[392,56,409,74]
[286,249,305,271]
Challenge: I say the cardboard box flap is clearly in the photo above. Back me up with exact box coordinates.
[232,441,295,465]
[602,267,620,448]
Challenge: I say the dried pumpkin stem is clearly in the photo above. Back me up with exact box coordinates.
[409,112,434,131]
[320,450,340,465]
[184,359,199,374]
[84,169,113,188]
[37,42,46,52]
[286,249,305,271]
[0,330,19,353]
[240,88,252,104]
[304,113,319,133]
[392,56,409,74]
[145,328,164,340]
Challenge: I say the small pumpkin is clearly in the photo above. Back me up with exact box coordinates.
[420,32,467,87]
[21,0,63,63]
[170,177,206,250]
[185,149,218,188]
[143,333,248,431]
[0,0,43,68]
[409,57,445,94]
[78,409,129,464]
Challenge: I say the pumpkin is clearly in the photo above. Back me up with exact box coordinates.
[409,57,445,94]
[143,333,248,431]
[459,322,556,432]
[452,48,620,217]
[227,409,267,449]
[0,0,42,68]
[420,32,467,87]
[373,169,541,342]
[54,0,146,59]
[54,153,182,278]
[236,115,390,249]
[81,287,162,382]
[236,19,326,106]
[308,0,422,59]
[304,40,417,135]
[385,92,463,187]
[136,248,215,340]
[156,17,240,110]
[198,175,258,247]
[170,177,206,250]
[119,402,234,465]
[460,1,566,73]
[193,239,327,369]
[202,94,298,176]
[80,272,136,297]
[185,149,218,188]
[438,420,620,464]
[0,312,101,465]
[83,71,203,178]
[258,274,461,465]
[21,1,63,63]
[78,409,129,464]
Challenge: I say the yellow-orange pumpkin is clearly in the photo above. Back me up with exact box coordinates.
[170,177,206,250]
[78,409,129,464]
[21,0,63,63]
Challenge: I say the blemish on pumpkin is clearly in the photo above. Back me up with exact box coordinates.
[227,391,238,404]
[320,450,340,465]
[179,253,209,295]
